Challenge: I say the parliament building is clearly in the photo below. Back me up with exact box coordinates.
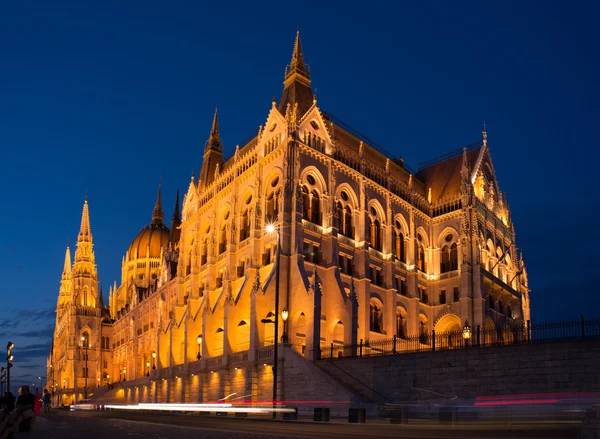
[48,33,531,407]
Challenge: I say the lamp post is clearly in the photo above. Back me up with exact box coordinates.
[6,341,14,394]
[146,361,150,377]
[152,351,156,370]
[281,309,289,343]
[265,223,281,419]
[1,367,5,395]
[462,320,472,348]
[81,336,88,399]
[123,367,126,382]
[196,334,203,360]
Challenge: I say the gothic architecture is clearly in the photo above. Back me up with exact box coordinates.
[48,33,530,406]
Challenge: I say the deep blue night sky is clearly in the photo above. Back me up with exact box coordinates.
[1,1,598,387]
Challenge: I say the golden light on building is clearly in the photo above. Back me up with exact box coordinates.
[47,31,530,407]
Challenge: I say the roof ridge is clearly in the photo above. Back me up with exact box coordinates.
[418,141,482,171]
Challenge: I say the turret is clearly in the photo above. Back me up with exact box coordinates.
[279,31,313,118]
[198,107,224,190]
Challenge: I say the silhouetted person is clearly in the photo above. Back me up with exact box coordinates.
[42,389,51,414]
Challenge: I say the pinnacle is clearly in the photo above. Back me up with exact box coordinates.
[63,245,72,277]
[172,189,181,224]
[78,198,92,242]
[152,184,164,223]
[205,106,223,153]
[211,106,219,137]
[289,30,308,75]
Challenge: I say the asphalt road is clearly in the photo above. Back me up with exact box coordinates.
[25,409,582,439]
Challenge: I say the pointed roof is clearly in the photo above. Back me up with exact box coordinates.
[416,145,483,203]
[78,199,92,242]
[152,185,164,223]
[288,31,308,77]
[204,107,223,154]
[62,245,72,278]
[279,31,313,118]
[172,189,181,224]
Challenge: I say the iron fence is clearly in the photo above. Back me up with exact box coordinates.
[319,316,600,360]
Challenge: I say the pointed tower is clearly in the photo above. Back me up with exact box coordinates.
[170,189,181,246]
[50,197,102,407]
[279,31,313,118]
[58,245,72,305]
[153,185,164,223]
[198,107,224,190]
[73,198,99,307]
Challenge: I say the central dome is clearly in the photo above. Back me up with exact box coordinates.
[126,186,170,261]
[127,222,170,260]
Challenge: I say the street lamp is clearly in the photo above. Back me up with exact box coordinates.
[462,320,472,348]
[152,351,156,370]
[123,367,126,382]
[81,336,89,399]
[6,341,14,394]
[266,223,281,419]
[146,360,150,377]
[281,309,289,343]
[196,334,203,360]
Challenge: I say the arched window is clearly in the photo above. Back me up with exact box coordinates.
[450,243,458,271]
[218,224,227,254]
[240,209,250,241]
[201,238,208,266]
[394,229,405,262]
[336,201,343,230]
[344,206,353,237]
[369,299,383,333]
[396,308,407,339]
[83,286,89,306]
[302,186,310,220]
[310,190,321,224]
[369,219,382,251]
[213,327,224,356]
[266,189,280,224]
[441,245,450,273]
[417,245,426,272]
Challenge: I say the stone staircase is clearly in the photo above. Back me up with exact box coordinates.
[316,359,393,406]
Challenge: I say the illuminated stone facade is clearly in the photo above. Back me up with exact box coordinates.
[48,33,530,406]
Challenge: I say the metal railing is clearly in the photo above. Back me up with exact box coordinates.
[319,316,600,360]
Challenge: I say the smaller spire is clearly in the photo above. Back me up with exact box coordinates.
[482,121,487,141]
[172,189,181,224]
[152,184,164,223]
[63,245,72,277]
[287,30,309,79]
[211,106,219,137]
[205,107,223,153]
[78,198,92,241]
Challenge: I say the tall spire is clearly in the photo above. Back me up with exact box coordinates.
[172,189,181,224]
[62,245,72,279]
[152,184,164,223]
[198,107,224,190]
[170,189,182,246]
[279,31,313,117]
[288,30,308,77]
[78,199,92,242]
[205,107,223,154]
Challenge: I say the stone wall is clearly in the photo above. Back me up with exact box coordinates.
[316,339,600,403]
